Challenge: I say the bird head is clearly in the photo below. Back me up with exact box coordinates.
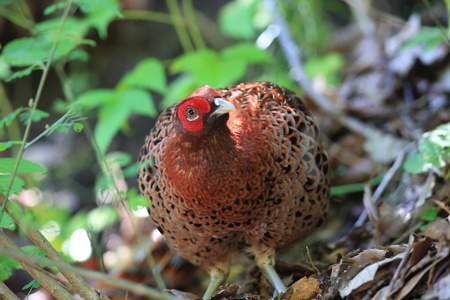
[176,85,236,133]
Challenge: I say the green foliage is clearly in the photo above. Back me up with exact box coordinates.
[402,27,448,52]
[419,206,441,231]
[305,52,345,87]
[0,158,47,174]
[219,0,260,39]
[404,123,450,177]
[127,188,149,212]
[0,245,46,281]
[0,158,47,196]
[77,58,164,154]
[0,212,16,230]
[0,254,19,280]
[23,279,41,291]
[165,43,269,107]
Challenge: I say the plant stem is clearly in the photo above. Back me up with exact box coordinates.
[183,0,205,49]
[122,10,173,24]
[0,2,101,299]
[0,246,179,300]
[81,120,169,293]
[0,84,22,156]
[422,0,450,45]
[0,280,20,300]
[166,0,194,52]
[0,7,34,29]
[0,0,73,224]
[0,230,74,300]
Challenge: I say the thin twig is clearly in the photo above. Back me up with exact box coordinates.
[0,280,20,300]
[166,0,194,52]
[353,144,413,228]
[263,0,336,113]
[0,3,101,298]
[0,1,71,222]
[0,247,179,300]
[182,0,205,49]
[388,235,414,293]
[0,194,101,299]
[306,246,320,274]
[53,50,168,294]
[0,231,74,300]
[264,0,373,138]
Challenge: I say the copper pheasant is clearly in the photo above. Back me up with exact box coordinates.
[138,82,329,299]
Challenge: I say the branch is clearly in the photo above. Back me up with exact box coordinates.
[0,195,101,299]
[0,280,20,300]
[263,0,370,137]
[0,247,179,300]
[0,231,74,299]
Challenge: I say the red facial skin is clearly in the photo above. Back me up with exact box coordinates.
[177,97,212,132]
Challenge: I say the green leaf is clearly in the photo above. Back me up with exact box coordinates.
[105,151,132,167]
[6,64,44,82]
[160,74,197,109]
[73,123,84,132]
[123,161,138,178]
[75,0,123,17]
[1,36,78,67]
[171,48,220,84]
[0,255,19,281]
[118,58,167,94]
[222,43,270,64]
[22,279,41,291]
[81,0,122,39]
[219,0,258,39]
[19,108,49,124]
[127,188,148,211]
[404,154,430,174]
[0,141,14,151]
[0,175,24,195]
[402,27,445,51]
[33,17,89,38]
[0,107,25,130]
[0,158,47,174]
[0,212,16,230]
[420,206,438,222]
[94,100,129,154]
[22,245,47,258]
[87,206,119,232]
[305,52,345,86]
[44,2,69,15]
[0,57,12,80]
[77,89,117,110]
[120,89,157,117]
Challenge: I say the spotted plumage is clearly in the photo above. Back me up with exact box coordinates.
[138,82,329,298]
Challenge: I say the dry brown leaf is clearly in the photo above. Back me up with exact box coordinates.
[371,286,391,300]
[378,203,407,238]
[339,252,405,298]
[347,249,387,265]
[394,262,434,300]
[408,238,431,267]
[421,219,450,241]
[362,127,409,164]
[281,277,320,300]
[422,272,450,300]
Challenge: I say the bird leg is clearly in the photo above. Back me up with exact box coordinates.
[203,266,229,300]
[255,251,287,298]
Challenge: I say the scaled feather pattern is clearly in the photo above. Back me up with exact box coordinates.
[138,81,330,297]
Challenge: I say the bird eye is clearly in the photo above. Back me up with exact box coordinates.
[185,106,199,122]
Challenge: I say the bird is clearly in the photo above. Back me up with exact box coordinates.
[138,81,330,299]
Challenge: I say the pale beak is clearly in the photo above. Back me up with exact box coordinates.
[211,97,237,117]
